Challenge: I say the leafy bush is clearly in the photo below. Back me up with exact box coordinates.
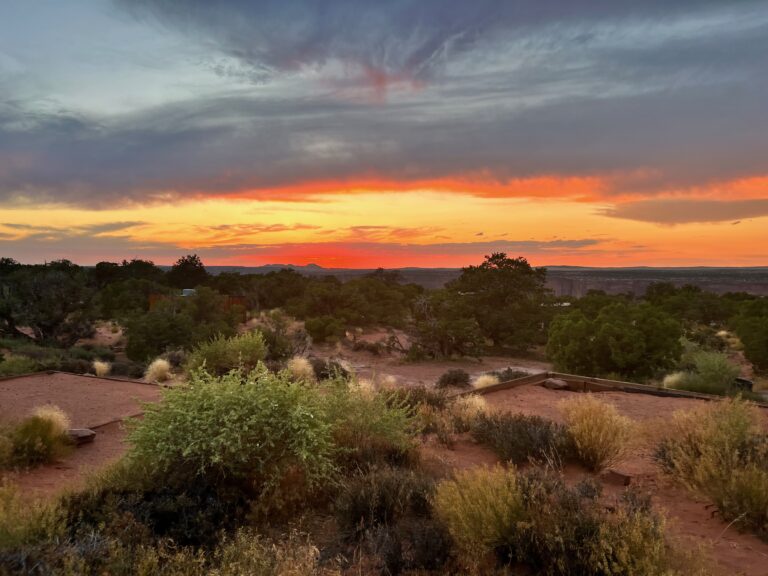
[185,331,267,376]
[655,398,768,539]
[0,355,38,377]
[127,369,335,514]
[144,358,172,383]
[110,360,145,379]
[435,467,679,575]
[436,369,470,389]
[472,374,499,389]
[322,380,418,470]
[472,412,569,465]
[666,351,749,398]
[304,315,345,344]
[335,467,434,537]
[560,395,635,471]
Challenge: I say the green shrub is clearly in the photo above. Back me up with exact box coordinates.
[335,467,434,537]
[382,386,448,412]
[472,412,569,465]
[304,315,345,344]
[0,355,37,377]
[127,368,335,514]
[436,369,470,389]
[185,331,267,376]
[560,395,635,471]
[322,380,418,469]
[667,351,753,398]
[0,484,64,550]
[655,398,768,539]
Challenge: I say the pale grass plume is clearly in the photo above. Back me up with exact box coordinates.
[378,374,398,390]
[450,394,489,431]
[287,356,315,382]
[353,377,377,398]
[145,358,172,383]
[32,405,71,435]
[662,371,685,388]
[92,360,111,378]
[560,394,635,471]
[472,374,499,389]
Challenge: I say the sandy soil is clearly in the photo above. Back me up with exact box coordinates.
[0,372,161,428]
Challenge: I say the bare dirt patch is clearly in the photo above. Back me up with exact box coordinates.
[0,372,161,428]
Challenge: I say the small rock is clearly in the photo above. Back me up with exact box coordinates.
[67,428,96,445]
[542,378,569,390]
[601,469,632,487]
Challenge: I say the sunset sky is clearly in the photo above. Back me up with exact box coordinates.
[1,0,767,268]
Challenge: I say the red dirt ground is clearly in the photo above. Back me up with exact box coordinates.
[0,372,161,497]
[0,372,161,428]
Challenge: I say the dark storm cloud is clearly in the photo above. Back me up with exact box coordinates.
[1,1,767,207]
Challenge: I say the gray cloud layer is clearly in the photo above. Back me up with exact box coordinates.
[1,1,767,207]
[602,198,768,224]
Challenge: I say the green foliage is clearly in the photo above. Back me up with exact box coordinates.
[304,315,346,343]
[186,331,268,375]
[491,367,531,382]
[435,466,677,575]
[471,413,569,465]
[309,357,349,381]
[97,278,170,319]
[547,301,683,379]
[656,398,768,539]
[166,254,210,289]
[447,253,551,351]
[412,290,484,359]
[127,369,336,513]
[124,287,241,361]
[0,484,64,550]
[668,351,744,397]
[732,298,768,371]
[382,386,448,411]
[335,467,434,537]
[645,282,736,325]
[0,261,95,346]
[0,355,37,377]
[321,380,419,469]
[436,368,471,389]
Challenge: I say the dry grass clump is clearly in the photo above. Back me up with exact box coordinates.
[92,360,111,378]
[352,377,377,398]
[286,356,315,382]
[472,374,499,389]
[656,398,768,539]
[145,358,172,383]
[433,465,524,567]
[1,405,73,468]
[560,394,635,471]
[449,394,488,432]
[32,405,71,436]
[662,371,686,388]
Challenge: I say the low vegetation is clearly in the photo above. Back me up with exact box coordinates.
[560,395,635,471]
[434,465,681,575]
[436,369,470,389]
[656,398,768,540]
[144,357,172,383]
[471,373,499,389]
[185,331,267,375]
[472,412,569,466]
[0,405,73,470]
